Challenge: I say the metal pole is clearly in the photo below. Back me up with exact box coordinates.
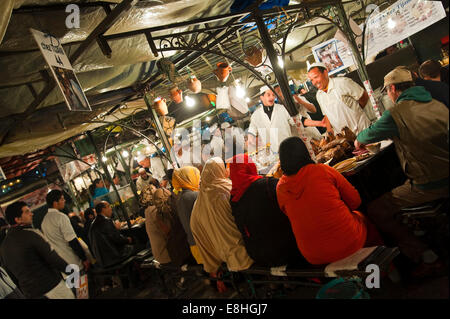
[66,182,82,213]
[87,131,131,228]
[113,137,140,201]
[252,10,298,117]
[335,1,382,118]
[143,93,177,167]
[80,172,94,205]
[252,9,316,160]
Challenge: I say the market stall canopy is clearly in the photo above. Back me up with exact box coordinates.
[0,0,373,159]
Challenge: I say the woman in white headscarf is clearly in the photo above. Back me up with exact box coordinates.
[190,157,253,282]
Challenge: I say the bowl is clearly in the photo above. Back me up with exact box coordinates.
[365,142,381,154]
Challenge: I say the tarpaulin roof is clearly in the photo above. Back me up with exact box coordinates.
[0,0,371,161]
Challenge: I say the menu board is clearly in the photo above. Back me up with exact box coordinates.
[364,0,446,58]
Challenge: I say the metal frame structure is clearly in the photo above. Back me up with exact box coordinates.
[91,0,381,158]
[1,0,388,210]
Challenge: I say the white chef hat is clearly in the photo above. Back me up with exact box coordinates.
[307,62,328,72]
[138,167,146,174]
[259,85,270,95]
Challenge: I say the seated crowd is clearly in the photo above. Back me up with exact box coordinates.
[0,65,448,298]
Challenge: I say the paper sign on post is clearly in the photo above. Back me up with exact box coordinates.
[30,28,91,112]
[312,38,355,75]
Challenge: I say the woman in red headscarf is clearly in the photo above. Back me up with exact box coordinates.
[228,153,308,267]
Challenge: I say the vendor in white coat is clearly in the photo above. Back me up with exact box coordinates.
[248,85,293,153]
[307,62,371,134]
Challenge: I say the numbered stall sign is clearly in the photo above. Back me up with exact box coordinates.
[30,28,91,112]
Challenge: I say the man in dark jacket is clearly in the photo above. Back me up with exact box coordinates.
[355,67,448,278]
[0,201,74,298]
[88,201,134,268]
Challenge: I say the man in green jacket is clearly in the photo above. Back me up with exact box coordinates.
[355,67,449,278]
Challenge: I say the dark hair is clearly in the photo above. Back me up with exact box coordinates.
[5,201,28,225]
[166,169,174,182]
[390,82,415,93]
[95,201,108,215]
[0,218,7,228]
[84,207,96,220]
[46,189,64,208]
[419,60,442,79]
[309,66,327,73]
[149,178,160,188]
[279,137,315,176]
[89,178,101,196]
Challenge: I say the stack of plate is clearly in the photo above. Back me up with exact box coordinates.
[332,158,357,173]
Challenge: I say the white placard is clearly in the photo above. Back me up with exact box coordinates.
[364,0,446,58]
[30,28,91,112]
[0,165,6,182]
[312,38,355,75]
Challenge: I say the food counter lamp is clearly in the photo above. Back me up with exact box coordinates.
[185,95,195,107]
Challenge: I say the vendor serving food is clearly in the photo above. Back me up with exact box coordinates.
[307,62,371,135]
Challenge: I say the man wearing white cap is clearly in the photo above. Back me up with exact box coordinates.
[248,85,293,153]
[307,62,371,134]
[355,66,448,277]
[137,153,151,171]
[136,167,158,191]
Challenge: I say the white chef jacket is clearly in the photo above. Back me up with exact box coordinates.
[316,77,371,135]
[248,103,293,153]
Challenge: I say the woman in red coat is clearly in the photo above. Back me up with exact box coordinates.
[276,137,381,265]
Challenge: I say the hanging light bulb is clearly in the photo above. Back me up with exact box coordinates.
[245,97,251,103]
[102,156,107,162]
[236,84,246,98]
[137,151,141,155]
[185,95,196,107]
[206,116,211,122]
[122,150,129,158]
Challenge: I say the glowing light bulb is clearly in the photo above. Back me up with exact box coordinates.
[102,156,107,162]
[206,116,211,121]
[245,97,251,103]
[236,85,246,98]
[122,150,129,158]
[186,96,195,107]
